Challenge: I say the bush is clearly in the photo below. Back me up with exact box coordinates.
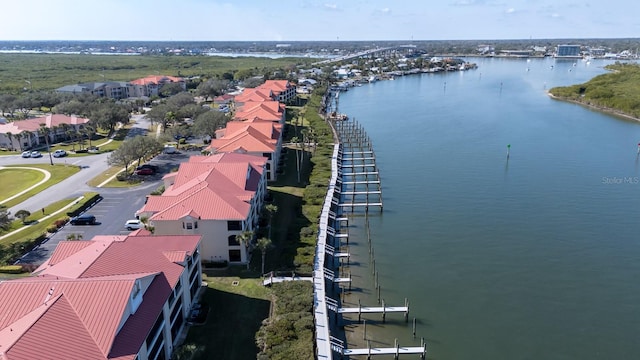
[66,193,102,217]
[0,265,24,274]
[54,218,68,228]
[116,172,129,181]
[202,260,228,268]
[46,225,59,233]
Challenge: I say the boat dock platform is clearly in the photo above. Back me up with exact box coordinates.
[330,337,427,359]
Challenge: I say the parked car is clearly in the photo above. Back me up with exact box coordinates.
[136,164,159,172]
[70,214,96,225]
[53,149,67,157]
[125,219,143,230]
[21,151,31,158]
[135,167,155,175]
[30,151,42,158]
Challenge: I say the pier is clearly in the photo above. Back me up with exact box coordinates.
[333,119,384,213]
[309,91,425,359]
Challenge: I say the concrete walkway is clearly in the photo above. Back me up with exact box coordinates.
[0,166,52,205]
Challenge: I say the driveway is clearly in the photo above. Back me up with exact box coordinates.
[18,179,161,265]
[2,152,111,215]
[17,149,203,266]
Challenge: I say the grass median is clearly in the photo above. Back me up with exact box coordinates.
[0,192,98,264]
[0,164,81,208]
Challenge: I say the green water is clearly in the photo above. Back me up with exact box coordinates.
[336,57,640,359]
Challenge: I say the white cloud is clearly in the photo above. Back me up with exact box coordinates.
[505,7,516,13]
[324,3,338,10]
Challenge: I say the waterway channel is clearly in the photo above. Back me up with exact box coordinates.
[335,57,640,359]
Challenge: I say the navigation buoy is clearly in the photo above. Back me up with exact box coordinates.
[507,144,511,159]
[637,143,640,154]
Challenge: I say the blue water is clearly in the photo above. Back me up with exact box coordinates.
[337,57,640,359]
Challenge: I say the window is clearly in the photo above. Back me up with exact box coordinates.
[229,249,241,262]
[262,152,272,160]
[185,222,193,230]
[227,221,242,231]
[228,235,239,246]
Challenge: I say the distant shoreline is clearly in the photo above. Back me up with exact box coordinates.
[547,92,640,123]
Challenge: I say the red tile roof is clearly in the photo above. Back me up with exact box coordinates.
[234,101,284,122]
[0,234,201,360]
[259,80,291,95]
[208,124,279,154]
[129,75,184,86]
[234,88,273,103]
[138,155,266,222]
[216,121,282,140]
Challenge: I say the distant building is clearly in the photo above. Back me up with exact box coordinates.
[129,75,186,97]
[56,81,131,99]
[0,114,91,150]
[588,48,606,57]
[499,50,533,57]
[556,45,582,58]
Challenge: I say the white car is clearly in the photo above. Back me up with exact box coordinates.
[30,151,42,158]
[53,149,67,157]
[125,219,143,230]
[21,151,31,158]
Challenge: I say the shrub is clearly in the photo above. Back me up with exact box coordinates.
[0,265,24,274]
[54,218,68,228]
[46,225,58,233]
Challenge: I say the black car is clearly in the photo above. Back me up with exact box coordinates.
[70,214,96,225]
[136,164,159,173]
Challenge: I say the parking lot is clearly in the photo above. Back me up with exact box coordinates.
[18,149,203,265]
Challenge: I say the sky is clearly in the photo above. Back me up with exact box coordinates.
[1,0,638,42]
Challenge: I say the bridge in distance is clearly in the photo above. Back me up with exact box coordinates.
[313,44,417,65]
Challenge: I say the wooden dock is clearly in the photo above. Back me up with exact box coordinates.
[327,297,410,322]
[331,336,427,359]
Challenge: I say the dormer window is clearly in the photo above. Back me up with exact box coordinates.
[131,280,143,314]
[183,221,197,230]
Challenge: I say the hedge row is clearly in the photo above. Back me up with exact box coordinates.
[66,193,103,217]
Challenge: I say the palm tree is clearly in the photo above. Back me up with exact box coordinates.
[264,204,278,239]
[38,124,53,165]
[256,237,273,275]
[14,132,23,151]
[21,131,33,150]
[83,124,96,148]
[66,233,83,241]
[50,125,60,143]
[66,130,76,151]
[5,132,13,151]
[236,230,254,269]
[291,136,300,183]
[59,123,71,141]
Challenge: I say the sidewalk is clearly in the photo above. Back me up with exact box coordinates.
[0,195,84,241]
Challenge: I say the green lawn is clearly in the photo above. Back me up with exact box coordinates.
[0,168,46,203]
[0,197,80,246]
[0,164,80,208]
[181,272,271,360]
